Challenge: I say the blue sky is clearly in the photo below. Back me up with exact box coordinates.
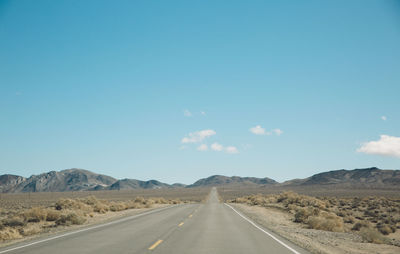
[0,0,399,184]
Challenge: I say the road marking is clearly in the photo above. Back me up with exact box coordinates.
[178,222,184,227]
[188,214,193,218]
[225,203,301,254]
[148,239,163,250]
[0,205,178,254]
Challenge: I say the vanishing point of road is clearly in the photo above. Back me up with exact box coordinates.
[0,188,310,254]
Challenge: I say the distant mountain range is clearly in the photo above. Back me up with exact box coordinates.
[0,167,399,193]
[188,175,277,188]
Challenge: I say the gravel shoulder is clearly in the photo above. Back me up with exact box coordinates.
[231,203,400,254]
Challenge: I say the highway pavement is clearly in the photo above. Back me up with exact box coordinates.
[0,188,310,254]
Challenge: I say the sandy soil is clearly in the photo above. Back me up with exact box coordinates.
[231,203,400,254]
[0,204,170,248]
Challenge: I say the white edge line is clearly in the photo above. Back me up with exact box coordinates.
[225,203,301,254]
[0,205,178,254]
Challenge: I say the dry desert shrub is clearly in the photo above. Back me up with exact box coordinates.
[359,227,390,244]
[294,207,320,223]
[1,217,25,227]
[134,196,146,204]
[109,202,127,212]
[19,223,42,236]
[144,199,154,208]
[276,192,327,209]
[234,197,250,204]
[153,197,168,204]
[45,209,61,221]
[231,191,327,210]
[376,222,396,235]
[21,207,47,222]
[55,198,92,212]
[306,212,344,232]
[93,202,109,213]
[55,212,86,226]
[352,221,370,231]
[55,196,111,214]
[123,200,141,209]
[170,199,181,204]
[0,227,22,241]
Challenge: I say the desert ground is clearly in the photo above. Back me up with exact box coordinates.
[220,186,400,254]
[1,186,400,254]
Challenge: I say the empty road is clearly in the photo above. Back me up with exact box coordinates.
[0,188,310,254]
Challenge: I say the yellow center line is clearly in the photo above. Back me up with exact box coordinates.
[148,240,163,250]
[178,222,184,227]
[188,214,193,218]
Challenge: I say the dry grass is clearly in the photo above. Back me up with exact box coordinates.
[228,191,400,245]
[0,188,210,242]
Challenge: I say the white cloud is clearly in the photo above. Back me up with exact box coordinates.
[250,125,283,136]
[197,144,208,151]
[181,129,239,154]
[273,128,283,136]
[211,142,224,151]
[210,143,239,154]
[181,129,216,143]
[200,111,206,116]
[381,116,387,121]
[250,125,267,135]
[357,135,400,158]
[183,109,192,117]
[225,146,239,154]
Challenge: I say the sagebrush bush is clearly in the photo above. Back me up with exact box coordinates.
[377,224,393,235]
[0,227,22,241]
[2,217,25,227]
[109,202,127,212]
[134,197,146,204]
[55,213,86,226]
[306,212,344,232]
[352,221,369,231]
[19,224,42,236]
[21,207,47,222]
[153,197,168,204]
[360,227,389,244]
[294,208,310,223]
[93,203,109,213]
[46,209,61,221]
[294,207,320,223]
[55,199,92,212]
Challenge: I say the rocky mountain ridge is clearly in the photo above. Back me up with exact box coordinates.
[1,167,399,193]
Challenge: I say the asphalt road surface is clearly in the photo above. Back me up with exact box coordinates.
[0,188,310,254]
